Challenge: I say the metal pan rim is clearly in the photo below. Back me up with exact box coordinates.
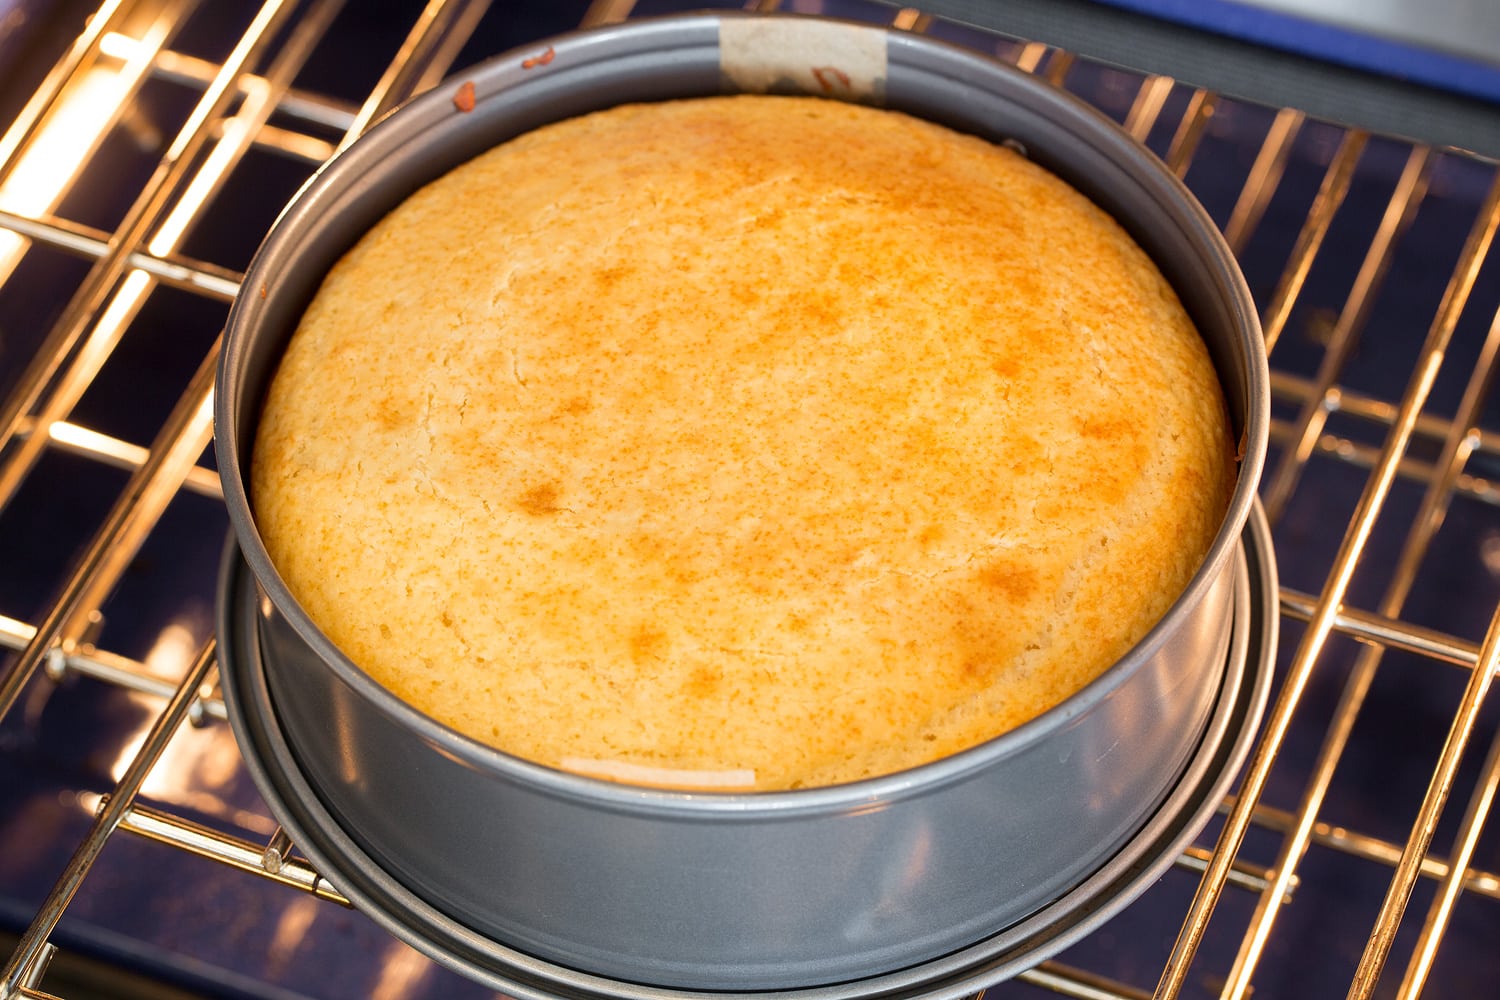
[215,503,1277,1000]
[214,10,1270,815]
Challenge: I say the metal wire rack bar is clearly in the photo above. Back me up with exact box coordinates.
[1397,721,1500,996]
[1350,608,1500,997]
[0,612,226,723]
[1236,302,1500,996]
[1160,159,1500,1000]
[1245,800,1500,897]
[9,419,223,498]
[135,49,360,134]
[0,2,1497,999]
[1222,107,1305,256]
[114,802,349,904]
[1260,145,1436,519]
[0,0,134,180]
[0,0,292,484]
[1018,963,1151,1000]
[0,207,241,299]
[1271,368,1500,449]
[1275,589,1482,669]
[0,639,217,996]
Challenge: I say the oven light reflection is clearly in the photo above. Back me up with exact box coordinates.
[147,75,270,257]
[265,895,320,979]
[370,940,435,1000]
[1480,529,1500,578]
[107,693,242,788]
[45,71,266,408]
[0,30,154,281]
[93,713,275,833]
[142,620,197,680]
[97,618,271,832]
[98,29,146,62]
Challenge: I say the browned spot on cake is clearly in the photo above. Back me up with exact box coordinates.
[1078,412,1135,442]
[665,561,704,587]
[1006,450,1047,477]
[374,395,413,431]
[990,353,1023,380]
[977,560,1039,604]
[682,664,721,699]
[517,482,565,515]
[593,264,633,293]
[558,396,591,417]
[629,623,669,662]
[960,656,991,680]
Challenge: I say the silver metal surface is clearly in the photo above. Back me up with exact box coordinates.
[3,2,1499,999]
[214,508,1274,999]
[1237,0,1500,68]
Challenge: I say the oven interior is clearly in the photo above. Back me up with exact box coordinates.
[2,1,1499,998]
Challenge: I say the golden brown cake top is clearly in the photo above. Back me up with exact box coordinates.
[252,94,1234,791]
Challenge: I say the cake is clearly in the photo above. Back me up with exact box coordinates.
[251,94,1235,791]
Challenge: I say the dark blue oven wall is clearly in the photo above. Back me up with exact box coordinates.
[1,2,1498,999]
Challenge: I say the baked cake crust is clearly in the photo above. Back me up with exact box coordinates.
[252,95,1234,790]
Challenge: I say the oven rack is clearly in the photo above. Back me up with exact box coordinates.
[0,1,1497,998]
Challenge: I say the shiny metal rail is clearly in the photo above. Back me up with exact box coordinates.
[0,1,489,995]
[1151,81,1500,1000]
[0,1,1497,999]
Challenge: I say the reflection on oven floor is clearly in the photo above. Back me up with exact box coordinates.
[1,2,1499,999]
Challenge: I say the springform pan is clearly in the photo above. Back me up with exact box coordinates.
[214,11,1272,992]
